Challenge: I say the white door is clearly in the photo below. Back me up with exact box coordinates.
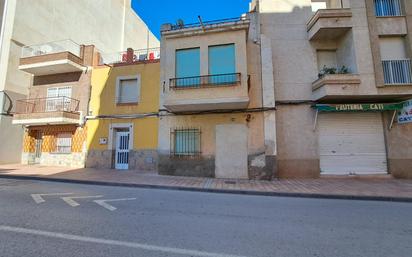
[318,113,388,175]
[215,124,248,179]
[115,131,130,170]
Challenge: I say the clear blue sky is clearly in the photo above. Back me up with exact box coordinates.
[131,0,250,40]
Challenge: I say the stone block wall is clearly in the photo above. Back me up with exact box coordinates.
[86,149,158,172]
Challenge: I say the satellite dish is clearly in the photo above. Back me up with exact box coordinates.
[176,19,184,28]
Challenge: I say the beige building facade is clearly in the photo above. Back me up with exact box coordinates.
[158,14,276,179]
[252,0,412,178]
[0,0,159,164]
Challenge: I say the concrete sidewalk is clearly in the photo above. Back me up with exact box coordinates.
[0,164,412,202]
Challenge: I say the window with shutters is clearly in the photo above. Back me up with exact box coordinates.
[55,133,72,153]
[208,44,236,84]
[175,48,200,87]
[116,75,141,104]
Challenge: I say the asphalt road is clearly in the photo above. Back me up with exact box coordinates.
[0,178,411,257]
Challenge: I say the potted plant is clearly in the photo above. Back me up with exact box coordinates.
[318,65,349,78]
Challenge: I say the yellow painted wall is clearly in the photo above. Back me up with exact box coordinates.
[87,62,160,151]
[90,62,160,116]
[87,117,158,150]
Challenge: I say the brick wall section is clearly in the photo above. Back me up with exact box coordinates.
[23,125,87,153]
[14,111,80,120]
[19,52,83,66]
[29,71,91,114]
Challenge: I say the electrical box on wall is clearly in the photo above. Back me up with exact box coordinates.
[99,137,108,145]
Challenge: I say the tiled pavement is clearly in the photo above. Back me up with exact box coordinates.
[0,164,412,201]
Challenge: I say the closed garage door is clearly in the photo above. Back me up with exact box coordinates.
[318,113,388,175]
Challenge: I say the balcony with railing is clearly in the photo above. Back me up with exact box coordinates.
[99,47,160,65]
[170,73,241,89]
[374,0,407,36]
[13,96,81,125]
[375,0,404,17]
[164,73,249,112]
[307,1,353,41]
[312,73,361,101]
[161,16,250,38]
[383,59,412,85]
[19,40,85,76]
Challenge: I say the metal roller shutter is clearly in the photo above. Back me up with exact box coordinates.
[319,113,388,175]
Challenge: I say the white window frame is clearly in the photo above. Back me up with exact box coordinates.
[46,86,72,112]
[55,133,72,154]
[115,75,141,104]
[47,86,72,98]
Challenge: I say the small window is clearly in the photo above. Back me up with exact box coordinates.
[56,133,72,153]
[171,128,201,157]
[116,76,140,104]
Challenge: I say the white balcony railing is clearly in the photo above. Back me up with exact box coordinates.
[99,48,160,65]
[375,0,403,17]
[383,59,412,85]
[21,40,81,58]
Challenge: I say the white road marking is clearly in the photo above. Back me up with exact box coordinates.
[61,195,103,207]
[0,225,248,257]
[31,193,74,204]
[94,198,137,211]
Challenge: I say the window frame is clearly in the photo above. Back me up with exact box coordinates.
[171,128,201,158]
[175,47,201,87]
[115,75,141,105]
[55,133,72,154]
[374,0,404,17]
[46,86,72,112]
[208,43,236,76]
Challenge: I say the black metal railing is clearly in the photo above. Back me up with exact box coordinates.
[170,73,241,90]
[170,128,201,157]
[15,96,80,114]
[169,17,247,31]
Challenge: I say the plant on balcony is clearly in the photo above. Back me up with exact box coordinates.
[318,65,349,78]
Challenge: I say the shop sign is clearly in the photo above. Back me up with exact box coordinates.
[397,100,412,124]
[314,103,403,112]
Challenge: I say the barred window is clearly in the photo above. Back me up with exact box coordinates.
[56,133,72,153]
[171,128,201,157]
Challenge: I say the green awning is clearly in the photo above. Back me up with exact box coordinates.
[313,103,404,112]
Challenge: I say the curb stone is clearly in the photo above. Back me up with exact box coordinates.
[1,174,411,203]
